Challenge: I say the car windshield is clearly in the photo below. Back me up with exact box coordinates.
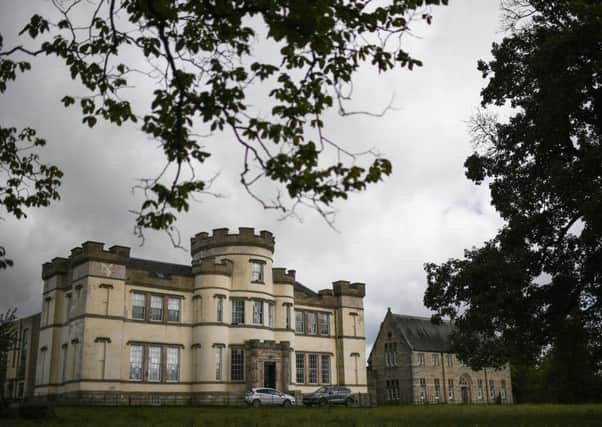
[315,387,327,393]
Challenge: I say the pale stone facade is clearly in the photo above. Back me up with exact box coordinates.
[24,227,367,404]
[367,309,513,405]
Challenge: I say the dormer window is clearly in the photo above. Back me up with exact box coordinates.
[250,261,264,283]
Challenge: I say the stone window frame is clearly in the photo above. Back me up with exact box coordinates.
[448,378,454,400]
[128,290,185,324]
[166,347,180,382]
[294,309,332,337]
[249,259,266,284]
[417,352,425,367]
[132,292,146,320]
[477,379,484,399]
[501,379,507,400]
[318,312,329,336]
[284,303,292,330]
[126,341,184,384]
[489,379,495,399]
[432,353,440,367]
[267,302,274,328]
[230,346,245,382]
[65,292,73,321]
[213,343,225,381]
[214,294,226,322]
[252,299,264,325]
[167,297,182,323]
[434,378,441,401]
[419,377,427,402]
[384,342,398,368]
[294,351,334,385]
[446,353,453,368]
[231,298,245,325]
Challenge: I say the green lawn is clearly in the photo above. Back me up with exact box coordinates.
[4,404,602,427]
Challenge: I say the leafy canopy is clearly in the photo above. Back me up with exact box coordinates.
[0,0,447,259]
[423,0,602,401]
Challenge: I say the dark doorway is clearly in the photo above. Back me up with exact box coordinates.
[263,362,276,388]
[461,387,469,404]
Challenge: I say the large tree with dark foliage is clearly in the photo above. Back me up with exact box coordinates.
[0,0,447,266]
[0,308,17,406]
[424,0,601,402]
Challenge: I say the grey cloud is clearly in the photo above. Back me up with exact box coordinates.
[0,0,504,350]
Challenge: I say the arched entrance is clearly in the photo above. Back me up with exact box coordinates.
[459,374,472,404]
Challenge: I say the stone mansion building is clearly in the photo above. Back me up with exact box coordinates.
[3,228,367,404]
[367,309,513,405]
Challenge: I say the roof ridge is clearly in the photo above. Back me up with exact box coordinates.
[128,257,191,269]
[391,312,451,324]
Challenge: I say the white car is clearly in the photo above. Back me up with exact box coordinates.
[245,388,296,407]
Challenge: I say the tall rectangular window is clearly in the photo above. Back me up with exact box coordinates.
[251,262,264,282]
[501,380,507,400]
[168,297,181,322]
[166,347,180,382]
[417,353,425,367]
[62,344,69,382]
[215,347,223,380]
[446,354,453,367]
[148,346,161,382]
[252,300,264,325]
[232,299,245,324]
[65,293,72,320]
[132,293,146,320]
[295,311,304,334]
[419,378,427,401]
[308,353,318,384]
[307,312,317,335]
[268,303,274,328]
[320,355,330,384]
[285,305,291,329]
[216,297,223,322]
[477,379,484,399]
[129,345,143,381]
[319,313,329,335]
[231,348,244,381]
[448,379,454,400]
[150,296,163,321]
[489,380,495,399]
[295,353,305,384]
[432,353,440,367]
[434,378,441,400]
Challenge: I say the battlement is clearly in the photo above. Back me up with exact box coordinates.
[191,227,275,256]
[42,257,69,280]
[332,280,366,298]
[42,242,131,280]
[272,268,296,285]
[192,257,234,276]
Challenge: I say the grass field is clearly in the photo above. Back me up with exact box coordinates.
[4,404,602,427]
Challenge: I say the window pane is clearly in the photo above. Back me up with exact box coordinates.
[251,262,264,282]
[150,296,163,321]
[129,345,143,380]
[295,353,304,384]
[232,299,245,324]
[167,347,179,381]
[268,303,274,328]
[231,348,244,381]
[252,300,263,325]
[168,297,181,322]
[285,305,291,329]
[320,355,330,384]
[217,297,223,322]
[295,311,304,334]
[308,354,318,384]
[319,313,329,335]
[148,346,161,382]
[307,312,317,335]
[215,348,222,380]
[132,293,146,320]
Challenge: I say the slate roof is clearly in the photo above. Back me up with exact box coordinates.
[127,257,193,278]
[392,313,453,353]
[294,281,318,297]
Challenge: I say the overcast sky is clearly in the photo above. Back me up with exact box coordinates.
[0,0,506,350]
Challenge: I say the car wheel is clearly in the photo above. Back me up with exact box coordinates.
[345,398,354,407]
[283,399,291,407]
[319,398,327,407]
[252,399,260,408]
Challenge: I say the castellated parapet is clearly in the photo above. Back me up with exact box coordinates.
[191,227,275,258]
[191,256,234,276]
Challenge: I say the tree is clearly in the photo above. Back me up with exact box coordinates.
[0,0,448,262]
[424,0,601,402]
[0,308,17,406]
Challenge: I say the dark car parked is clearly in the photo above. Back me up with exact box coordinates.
[303,385,355,407]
